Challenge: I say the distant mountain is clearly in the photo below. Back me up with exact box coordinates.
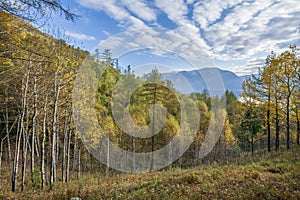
[161,68,250,97]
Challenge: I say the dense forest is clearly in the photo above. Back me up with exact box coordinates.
[0,1,299,198]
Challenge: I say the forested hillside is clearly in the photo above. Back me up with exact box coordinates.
[0,2,299,199]
[161,68,248,96]
[0,10,88,191]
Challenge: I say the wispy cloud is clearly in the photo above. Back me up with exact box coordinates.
[76,0,148,28]
[120,0,156,22]
[198,0,300,60]
[75,0,300,74]
[65,31,96,41]
[154,0,211,53]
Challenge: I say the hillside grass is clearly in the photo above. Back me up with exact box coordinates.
[1,148,300,200]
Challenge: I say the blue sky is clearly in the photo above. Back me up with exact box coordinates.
[50,0,300,75]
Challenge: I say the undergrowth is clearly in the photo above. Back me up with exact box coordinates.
[1,147,299,200]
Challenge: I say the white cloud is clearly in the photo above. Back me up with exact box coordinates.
[75,0,300,74]
[193,0,243,29]
[76,0,150,29]
[80,0,212,64]
[96,26,214,69]
[155,0,211,53]
[193,0,300,61]
[204,1,273,46]
[120,0,156,21]
[76,0,129,21]
[65,31,96,41]
[186,0,195,5]
[155,0,188,22]
[99,36,124,49]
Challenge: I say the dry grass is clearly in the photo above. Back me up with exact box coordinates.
[1,147,299,200]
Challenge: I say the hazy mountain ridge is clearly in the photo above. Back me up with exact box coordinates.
[161,68,251,97]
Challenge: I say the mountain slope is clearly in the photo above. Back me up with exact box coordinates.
[162,68,250,97]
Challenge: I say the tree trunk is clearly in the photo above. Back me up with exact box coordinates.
[62,112,67,182]
[56,125,59,171]
[251,129,254,157]
[284,64,293,150]
[72,134,77,171]
[20,69,30,192]
[35,135,40,159]
[296,109,300,145]
[106,133,110,177]
[224,129,227,161]
[267,86,271,152]
[12,117,21,192]
[31,74,37,185]
[22,106,30,191]
[40,95,47,189]
[77,143,81,179]
[275,98,280,151]
[21,124,28,191]
[0,139,3,186]
[286,98,290,150]
[5,89,12,162]
[6,134,11,163]
[47,126,51,186]
[66,128,71,182]
[51,72,60,186]
[131,137,135,173]
[150,85,157,172]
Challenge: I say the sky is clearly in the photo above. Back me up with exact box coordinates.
[50,0,300,76]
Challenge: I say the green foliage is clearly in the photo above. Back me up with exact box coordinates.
[240,45,299,151]
[1,8,299,197]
